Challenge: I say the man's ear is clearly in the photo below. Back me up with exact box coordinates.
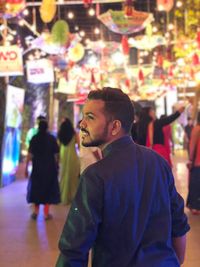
[111,120,122,136]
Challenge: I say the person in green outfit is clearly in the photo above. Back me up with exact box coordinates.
[57,118,80,205]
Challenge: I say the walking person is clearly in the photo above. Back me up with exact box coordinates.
[56,87,189,267]
[138,106,184,167]
[58,118,80,205]
[25,120,60,220]
[186,111,200,214]
[184,117,193,156]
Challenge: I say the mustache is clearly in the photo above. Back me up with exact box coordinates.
[81,128,89,134]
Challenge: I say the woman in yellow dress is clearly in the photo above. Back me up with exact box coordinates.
[58,118,80,205]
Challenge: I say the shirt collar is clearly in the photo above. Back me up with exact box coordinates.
[102,135,133,158]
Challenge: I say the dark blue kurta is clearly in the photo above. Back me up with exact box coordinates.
[27,132,60,204]
[56,136,190,267]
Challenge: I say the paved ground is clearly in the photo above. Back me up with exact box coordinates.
[0,150,199,267]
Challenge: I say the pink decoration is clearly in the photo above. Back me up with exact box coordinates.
[157,0,174,12]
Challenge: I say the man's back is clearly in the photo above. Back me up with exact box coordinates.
[57,136,189,267]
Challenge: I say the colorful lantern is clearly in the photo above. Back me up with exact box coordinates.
[68,43,85,62]
[51,20,69,45]
[98,9,154,35]
[40,0,56,23]
[1,0,25,18]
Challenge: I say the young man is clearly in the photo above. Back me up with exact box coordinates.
[56,87,190,267]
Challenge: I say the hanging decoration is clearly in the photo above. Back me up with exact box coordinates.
[129,35,166,50]
[68,43,85,62]
[96,3,100,17]
[121,36,129,55]
[192,53,199,66]
[51,20,70,45]
[98,9,154,35]
[124,0,133,17]
[40,0,57,23]
[197,28,200,49]
[1,0,25,18]
[138,69,144,84]
[83,0,92,8]
[157,0,174,12]
[0,0,5,17]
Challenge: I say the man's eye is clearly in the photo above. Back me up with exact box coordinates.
[88,115,94,120]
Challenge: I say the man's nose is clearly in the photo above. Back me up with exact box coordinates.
[80,119,86,129]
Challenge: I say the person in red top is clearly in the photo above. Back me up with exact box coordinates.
[186,111,200,214]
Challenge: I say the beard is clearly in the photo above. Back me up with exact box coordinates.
[81,124,109,148]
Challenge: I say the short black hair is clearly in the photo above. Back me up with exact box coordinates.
[87,87,134,133]
[58,118,75,146]
[37,115,46,121]
[38,120,48,133]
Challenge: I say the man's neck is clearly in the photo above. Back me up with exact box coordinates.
[99,133,128,151]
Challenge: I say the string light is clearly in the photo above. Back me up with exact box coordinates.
[88,7,95,17]
[85,38,90,44]
[79,30,85,37]
[176,1,183,8]
[68,12,74,19]
[94,27,100,35]
[168,24,174,31]
[28,54,34,61]
[157,5,164,11]
[19,20,24,26]
[74,25,79,31]
[152,26,158,33]
[23,9,29,16]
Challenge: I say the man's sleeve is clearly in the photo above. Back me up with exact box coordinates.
[167,165,190,237]
[56,168,103,267]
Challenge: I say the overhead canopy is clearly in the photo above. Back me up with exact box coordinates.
[98,9,154,35]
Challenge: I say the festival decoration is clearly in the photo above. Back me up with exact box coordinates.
[0,45,23,76]
[98,9,154,35]
[157,0,174,12]
[129,35,166,50]
[192,53,199,65]
[0,0,5,16]
[121,36,129,55]
[51,20,69,46]
[83,0,92,8]
[1,0,25,18]
[197,28,200,49]
[124,0,133,17]
[68,43,85,62]
[40,0,56,23]
[26,58,54,84]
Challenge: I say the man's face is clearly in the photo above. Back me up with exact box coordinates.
[80,99,112,148]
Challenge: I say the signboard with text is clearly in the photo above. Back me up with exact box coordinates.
[26,58,54,84]
[0,45,23,76]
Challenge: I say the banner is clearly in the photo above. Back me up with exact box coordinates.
[157,0,174,12]
[2,85,25,186]
[26,58,54,84]
[0,45,23,76]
